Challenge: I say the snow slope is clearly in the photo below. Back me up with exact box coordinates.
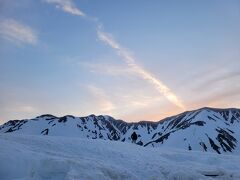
[1,134,240,180]
[1,107,240,154]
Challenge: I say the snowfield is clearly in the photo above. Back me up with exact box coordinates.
[0,134,240,180]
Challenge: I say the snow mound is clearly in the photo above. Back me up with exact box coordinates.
[0,134,240,180]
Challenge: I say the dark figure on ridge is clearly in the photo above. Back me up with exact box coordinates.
[131,131,138,143]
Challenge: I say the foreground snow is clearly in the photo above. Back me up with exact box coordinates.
[0,134,240,180]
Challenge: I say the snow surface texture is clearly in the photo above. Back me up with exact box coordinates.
[1,107,240,154]
[1,134,240,180]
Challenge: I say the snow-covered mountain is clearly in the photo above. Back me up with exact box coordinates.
[1,107,240,154]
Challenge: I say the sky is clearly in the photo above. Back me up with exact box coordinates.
[0,0,240,123]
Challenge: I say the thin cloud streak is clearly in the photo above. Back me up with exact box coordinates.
[79,62,135,77]
[0,18,37,45]
[45,0,185,109]
[188,86,240,109]
[4,105,38,113]
[97,29,185,109]
[45,0,85,16]
[193,70,240,92]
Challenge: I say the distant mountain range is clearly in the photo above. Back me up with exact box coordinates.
[1,107,240,154]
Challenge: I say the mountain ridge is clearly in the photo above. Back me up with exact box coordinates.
[2,106,240,124]
[1,107,240,154]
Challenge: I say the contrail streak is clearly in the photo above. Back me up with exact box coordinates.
[45,0,185,109]
[97,29,185,109]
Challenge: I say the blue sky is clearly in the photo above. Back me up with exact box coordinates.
[0,0,240,123]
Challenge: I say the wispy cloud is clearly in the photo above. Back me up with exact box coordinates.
[44,0,85,16]
[0,18,37,45]
[4,103,39,114]
[193,70,240,92]
[97,28,185,109]
[87,85,115,113]
[80,62,135,77]
[45,0,185,109]
[15,105,38,113]
[188,85,240,109]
